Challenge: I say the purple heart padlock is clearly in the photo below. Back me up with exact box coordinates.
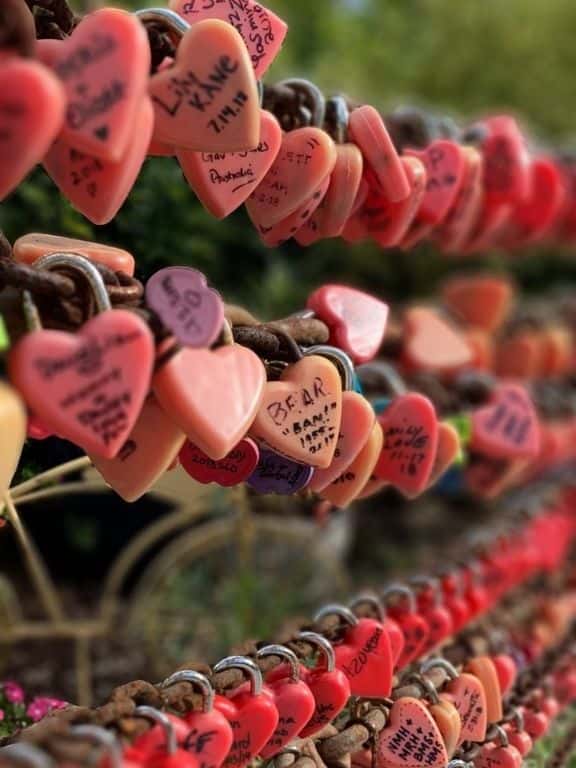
[145,267,224,348]
[247,448,314,495]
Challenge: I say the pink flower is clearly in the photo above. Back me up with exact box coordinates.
[26,697,67,723]
[3,682,24,704]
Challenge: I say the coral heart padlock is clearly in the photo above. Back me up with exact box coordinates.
[130,707,199,768]
[139,10,259,152]
[369,157,428,248]
[402,307,472,376]
[212,656,279,768]
[320,422,383,508]
[373,393,439,497]
[8,255,154,459]
[307,286,389,366]
[0,381,27,496]
[247,447,313,495]
[92,395,185,502]
[482,115,531,206]
[146,267,225,349]
[442,274,514,333]
[178,110,282,219]
[382,585,430,669]
[492,655,517,697]
[160,670,233,768]
[13,233,135,276]
[470,383,541,461]
[0,58,65,201]
[41,9,150,161]
[250,353,343,469]
[170,0,287,78]
[315,604,393,698]
[256,646,316,758]
[180,439,260,487]
[438,146,483,253]
[521,706,550,740]
[405,140,466,226]
[153,341,266,461]
[428,697,461,759]
[465,657,503,724]
[475,725,522,768]
[245,127,337,228]
[375,697,448,768]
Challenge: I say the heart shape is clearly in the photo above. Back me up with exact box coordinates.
[429,700,461,758]
[492,654,517,697]
[180,438,259,487]
[373,393,439,497]
[295,143,364,244]
[442,274,514,333]
[149,19,259,152]
[0,382,27,494]
[427,421,461,490]
[8,310,154,459]
[369,157,427,248]
[510,157,565,244]
[422,605,453,652]
[299,666,351,738]
[13,233,135,276]
[320,422,383,509]
[309,392,375,493]
[376,697,448,768]
[470,384,540,461]
[332,618,393,698]
[178,110,282,219]
[153,345,266,461]
[307,285,389,365]
[43,97,153,225]
[403,307,472,374]
[215,689,279,768]
[482,116,531,206]
[438,146,483,253]
[476,744,522,768]
[246,447,313,495]
[41,9,150,161]
[170,0,287,78]
[444,672,488,745]
[394,612,430,669]
[146,267,224,348]
[503,726,532,757]
[250,355,343,469]
[348,106,410,203]
[0,58,65,200]
[464,657,503,724]
[182,707,234,768]
[132,713,191,756]
[91,396,185,501]
[259,678,316,758]
[405,140,466,225]
[245,127,337,228]
[521,708,549,740]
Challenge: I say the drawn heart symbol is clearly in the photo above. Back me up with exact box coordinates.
[443,672,488,744]
[8,310,154,459]
[470,383,540,461]
[0,58,65,201]
[153,345,266,461]
[170,0,287,78]
[92,396,185,502]
[376,697,448,768]
[256,175,331,247]
[180,706,234,768]
[180,438,259,487]
[373,393,439,497]
[348,105,410,202]
[307,285,389,365]
[149,20,259,152]
[369,157,427,248]
[250,355,343,469]
[13,233,135,276]
[295,143,364,244]
[403,307,472,375]
[331,618,393,698]
[215,688,279,768]
[438,146,483,253]
[41,9,150,161]
[320,422,383,509]
[503,726,532,757]
[0,382,27,495]
[492,655,517,697]
[245,127,337,228]
[465,657,503,724]
[309,392,375,493]
[43,97,154,225]
[146,267,224,349]
[442,274,514,333]
[429,699,461,758]
[259,675,316,758]
[178,110,282,219]
[247,447,313,495]
[475,743,522,768]
[405,140,466,226]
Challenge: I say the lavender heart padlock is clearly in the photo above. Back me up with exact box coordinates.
[146,266,224,348]
[247,447,314,495]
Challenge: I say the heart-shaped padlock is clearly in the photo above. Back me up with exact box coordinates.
[375,697,448,768]
[130,707,199,768]
[180,438,260,487]
[320,422,383,508]
[465,657,503,724]
[475,725,522,768]
[13,233,135,276]
[382,585,430,669]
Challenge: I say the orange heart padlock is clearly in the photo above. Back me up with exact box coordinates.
[465,656,503,724]
[320,422,383,508]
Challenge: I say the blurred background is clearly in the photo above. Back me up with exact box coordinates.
[1,0,575,712]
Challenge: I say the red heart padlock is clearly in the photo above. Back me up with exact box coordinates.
[255,645,316,758]
[348,594,406,669]
[476,742,522,768]
[482,115,531,207]
[503,724,533,758]
[375,697,448,768]
[179,439,260,487]
[520,706,550,741]
[315,605,393,698]
[405,140,467,226]
[492,655,517,697]
[440,571,470,633]
[129,707,199,768]
[382,586,430,669]
[212,657,279,768]
[412,579,453,652]
[160,670,234,768]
